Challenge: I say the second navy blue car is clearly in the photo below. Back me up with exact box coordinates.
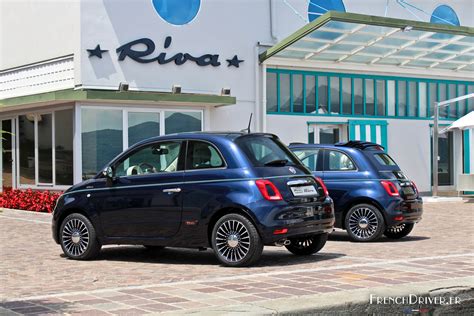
[290,141,423,242]
[52,132,334,267]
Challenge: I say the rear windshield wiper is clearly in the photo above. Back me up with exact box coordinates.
[264,159,289,166]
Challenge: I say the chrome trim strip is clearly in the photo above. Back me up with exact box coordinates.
[61,174,311,196]
[287,179,313,186]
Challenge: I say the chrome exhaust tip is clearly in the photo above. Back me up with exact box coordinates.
[275,239,291,247]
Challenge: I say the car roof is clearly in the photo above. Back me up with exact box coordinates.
[288,143,340,150]
[130,132,278,148]
[289,141,385,152]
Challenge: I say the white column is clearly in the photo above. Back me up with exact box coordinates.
[73,104,82,184]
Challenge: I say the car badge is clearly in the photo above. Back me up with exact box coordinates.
[289,167,296,174]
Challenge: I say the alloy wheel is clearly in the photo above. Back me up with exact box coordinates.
[62,218,90,256]
[215,220,250,262]
[348,207,379,239]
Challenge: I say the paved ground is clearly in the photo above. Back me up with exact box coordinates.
[0,201,473,315]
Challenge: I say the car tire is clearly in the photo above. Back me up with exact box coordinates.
[59,213,101,260]
[384,223,414,239]
[345,204,385,242]
[211,213,263,267]
[285,233,328,255]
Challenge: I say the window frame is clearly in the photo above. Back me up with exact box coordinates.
[112,140,185,178]
[184,140,227,172]
[77,104,204,182]
[292,148,322,172]
[266,68,473,120]
[322,149,358,172]
[15,105,74,190]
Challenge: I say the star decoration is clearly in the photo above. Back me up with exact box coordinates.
[87,45,108,58]
[226,55,244,68]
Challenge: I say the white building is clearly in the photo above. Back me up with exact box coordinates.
[1,0,473,194]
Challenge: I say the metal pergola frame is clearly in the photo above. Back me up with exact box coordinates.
[260,12,474,74]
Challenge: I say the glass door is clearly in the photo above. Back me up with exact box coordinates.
[431,130,454,186]
[1,119,15,190]
[309,124,347,144]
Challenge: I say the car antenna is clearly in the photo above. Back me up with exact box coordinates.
[241,113,252,133]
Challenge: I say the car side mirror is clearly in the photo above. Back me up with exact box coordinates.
[102,166,114,186]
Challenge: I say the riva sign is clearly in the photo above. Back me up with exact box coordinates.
[87,36,244,68]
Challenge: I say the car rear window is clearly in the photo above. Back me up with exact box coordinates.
[374,153,398,166]
[235,136,299,167]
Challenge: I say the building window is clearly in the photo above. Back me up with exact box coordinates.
[55,109,73,185]
[365,79,375,116]
[305,75,316,114]
[342,78,351,115]
[458,85,466,117]
[18,109,74,187]
[280,74,290,112]
[81,108,123,180]
[38,113,53,184]
[266,72,278,112]
[330,77,340,114]
[165,111,202,134]
[419,82,427,118]
[448,84,457,118]
[428,82,437,117]
[376,80,386,116]
[408,81,418,117]
[80,107,202,180]
[292,74,304,113]
[18,115,35,185]
[318,76,328,114]
[439,83,447,118]
[266,69,472,120]
[353,78,363,115]
[387,80,396,116]
[128,112,160,146]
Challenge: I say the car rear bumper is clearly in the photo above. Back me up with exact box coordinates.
[386,197,423,227]
[257,197,335,244]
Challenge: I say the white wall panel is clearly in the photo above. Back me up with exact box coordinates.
[0,57,74,99]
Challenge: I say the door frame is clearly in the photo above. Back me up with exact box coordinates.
[430,124,455,190]
[307,121,348,144]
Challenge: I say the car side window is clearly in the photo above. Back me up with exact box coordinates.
[293,149,320,171]
[327,150,356,171]
[186,141,225,170]
[114,141,182,177]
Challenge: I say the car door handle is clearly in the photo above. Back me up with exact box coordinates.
[163,188,181,193]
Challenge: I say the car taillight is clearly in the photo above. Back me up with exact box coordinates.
[314,177,329,197]
[380,180,400,197]
[255,179,283,201]
[411,181,419,195]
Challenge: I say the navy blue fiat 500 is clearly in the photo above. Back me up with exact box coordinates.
[52,133,334,266]
[290,141,423,242]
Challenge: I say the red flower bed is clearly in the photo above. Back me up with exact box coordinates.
[0,188,62,213]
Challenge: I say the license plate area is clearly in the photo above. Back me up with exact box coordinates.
[290,185,318,197]
[402,186,415,195]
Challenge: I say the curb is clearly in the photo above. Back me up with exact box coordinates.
[0,208,52,216]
